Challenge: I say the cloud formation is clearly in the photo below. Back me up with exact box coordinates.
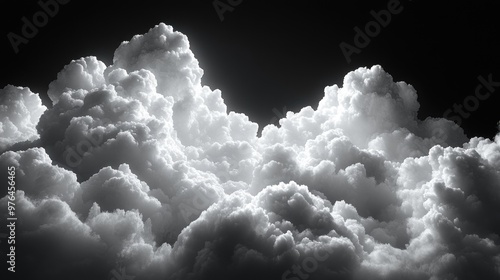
[1,23,499,280]
[0,85,46,151]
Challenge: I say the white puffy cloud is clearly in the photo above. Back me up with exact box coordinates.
[48,56,107,104]
[0,148,79,204]
[1,23,499,280]
[0,85,46,151]
[107,23,203,102]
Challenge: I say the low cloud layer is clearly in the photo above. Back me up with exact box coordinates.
[1,23,499,280]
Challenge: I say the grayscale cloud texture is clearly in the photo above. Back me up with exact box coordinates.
[1,23,499,280]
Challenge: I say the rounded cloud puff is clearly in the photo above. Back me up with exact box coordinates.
[48,56,107,104]
[1,23,499,280]
[108,23,203,101]
[0,85,46,151]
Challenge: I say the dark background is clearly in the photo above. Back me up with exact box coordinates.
[1,0,499,139]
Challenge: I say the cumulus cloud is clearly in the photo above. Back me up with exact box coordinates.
[1,23,499,280]
[0,85,46,151]
[48,56,107,104]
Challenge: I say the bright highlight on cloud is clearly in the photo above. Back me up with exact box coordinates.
[0,85,46,150]
[1,23,499,280]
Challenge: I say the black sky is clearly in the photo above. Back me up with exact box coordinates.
[1,0,499,139]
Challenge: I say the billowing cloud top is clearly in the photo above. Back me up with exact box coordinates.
[1,23,499,280]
